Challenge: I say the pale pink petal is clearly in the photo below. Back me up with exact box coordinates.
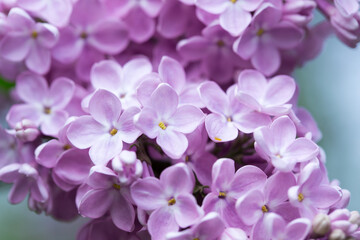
[89,89,122,126]
[131,177,166,211]
[9,178,30,204]
[52,28,84,63]
[220,4,252,36]
[125,7,155,43]
[16,71,48,104]
[0,35,31,62]
[89,134,123,165]
[168,105,204,134]
[134,107,160,139]
[122,57,152,86]
[49,77,75,110]
[25,43,51,75]
[40,110,68,136]
[35,140,65,168]
[160,163,194,195]
[111,194,135,231]
[158,56,186,93]
[116,107,141,143]
[173,193,202,228]
[251,42,280,76]
[231,165,267,197]
[157,130,188,159]
[198,81,229,115]
[235,190,265,225]
[177,37,209,61]
[196,0,229,14]
[79,189,113,218]
[237,69,267,101]
[91,60,122,91]
[67,116,108,149]
[36,23,59,48]
[285,218,311,240]
[150,83,179,119]
[6,104,42,128]
[88,20,129,54]
[148,207,179,240]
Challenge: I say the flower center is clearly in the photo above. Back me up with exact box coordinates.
[168,197,176,206]
[113,183,121,190]
[63,144,71,150]
[43,107,51,114]
[298,193,304,202]
[230,0,237,3]
[158,121,167,130]
[31,31,38,39]
[185,155,190,162]
[110,128,118,136]
[257,28,265,37]
[227,117,232,122]
[80,32,88,39]
[262,205,269,213]
[216,40,225,47]
[218,191,226,199]
[215,137,222,141]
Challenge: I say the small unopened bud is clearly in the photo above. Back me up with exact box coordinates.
[15,119,39,142]
[349,211,360,226]
[329,229,346,240]
[312,213,331,236]
[112,150,143,184]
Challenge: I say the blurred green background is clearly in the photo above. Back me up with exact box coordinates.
[0,35,359,239]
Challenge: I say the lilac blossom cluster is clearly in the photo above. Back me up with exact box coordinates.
[0,0,359,239]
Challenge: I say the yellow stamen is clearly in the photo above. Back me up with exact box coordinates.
[168,198,176,206]
[216,40,225,47]
[193,238,200,240]
[44,107,51,114]
[113,183,121,190]
[214,137,222,141]
[110,128,118,136]
[218,191,226,199]
[257,28,265,37]
[275,153,282,158]
[298,193,304,202]
[80,32,88,39]
[31,31,38,39]
[185,155,190,162]
[230,0,237,3]
[262,205,269,213]
[63,144,71,150]
[227,117,232,122]
[158,121,167,130]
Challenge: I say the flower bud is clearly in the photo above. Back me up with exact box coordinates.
[349,211,360,226]
[312,213,331,236]
[329,229,346,240]
[112,150,143,184]
[15,119,39,142]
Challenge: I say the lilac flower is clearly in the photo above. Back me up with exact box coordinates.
[198,81,271,142]
[67,89,141,165]
[288,162,342,219]
[334,0,359,16]
[0,162,48,204]
[202,158,267,227]
[86,58,152,110]
[220,227,248,239]
[7,72,75,137]
[234,4,304,76]
[137,56,203,108]
[0,8,58,74]
[281,0,316,26]
[237,70,296,116]
[131,163,203,240]
[13,119,39,142]
[265,213,311,240]
[254,116,319,172]
[166,212,225,240]
[178,24,241,84]
[196,0,264,36]
[135,83,204,159]
[77,165,136,231]
[236,171,298,239]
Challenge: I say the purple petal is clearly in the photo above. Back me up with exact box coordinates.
[87,166,117,189]
[88,20,129,54]
[9,177,30,204]
[234,30,258,59]
[235,190,265,225]
[269,22,304,49]
[36,23,59,48]
[91,60,122,91]
[52,27,84,63]
[264,75,296,106]
[122,57,152,85]
[156,130,188,159]
[150,83,179,119]
[111,194,135,231]
[251,42,280,76]
[25,44,51,74]
[125,7,155,43]
[67,116,107,149]
[16,71,48,104]
[134,107,160,139]
[265,172,296,207]
[230,165,267,197]
[40,110,68,137]
[131,177,166,211]
[158,56,186,93]
[220,4,252,36]
[285,218,311,240]
[196,0,229,14]
[198,81,229,115]
[309,185,342,208]
[0,35,31,62]
[89,134,123,165]
[35,139,65,168]
[160,163,194,195]
[79,189,114,218]
[284,138,319,162]
[211,158,235,192]
[148,207,179,240]
[116,107,141,143]
[177,36,208,61]
[193,212,225,239]
[169,105,204,134]
[173,193,202,228]
[49,77,75,110]
[89,89,122,126]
